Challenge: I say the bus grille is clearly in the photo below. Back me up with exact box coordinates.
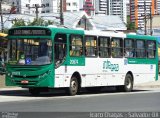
[13,75,39,86]
[13,75,38,79]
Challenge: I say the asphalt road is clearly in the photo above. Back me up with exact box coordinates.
[0,88,160,118]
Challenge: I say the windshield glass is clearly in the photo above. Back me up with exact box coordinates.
[8,39,52,65]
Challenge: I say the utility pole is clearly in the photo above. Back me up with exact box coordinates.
[35,4,39,20]
[26,4,45,20]
[0,0,4,32]
[150,5,152,35]
[84,18,87,30]
[60,0,64,25]
[144,0,147,35]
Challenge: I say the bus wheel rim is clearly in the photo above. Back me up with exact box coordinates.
[71,81,77,93]
[126,78,131,89]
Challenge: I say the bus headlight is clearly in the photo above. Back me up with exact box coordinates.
[7,73,11,76]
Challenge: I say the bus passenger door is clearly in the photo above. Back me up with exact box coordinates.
[54,33,67,68]
[54,33,67,87]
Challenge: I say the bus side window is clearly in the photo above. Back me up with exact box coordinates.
[70,35,83,57]
[124,38,134,58]
[99,37,110,58]
[136,40,146,58]
[111,38,123,58]
[85,36,97,57]
[147,40,156,58]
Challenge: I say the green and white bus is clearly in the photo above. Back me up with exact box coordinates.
[6,26,158,95]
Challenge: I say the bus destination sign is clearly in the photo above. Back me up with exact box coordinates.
[9,29,51,36]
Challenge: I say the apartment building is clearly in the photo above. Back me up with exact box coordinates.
[8,0,60,14]
[130,0,155,29]
[110,0,127,23]
[66,0,79,12]
[156,0,160,13]
[126,1,130,15]
[94,0,127,23]
[4,0,80,15]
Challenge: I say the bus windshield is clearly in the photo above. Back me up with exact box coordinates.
[8,39,52,65]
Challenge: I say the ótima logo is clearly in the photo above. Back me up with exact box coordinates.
[103,60,119,72]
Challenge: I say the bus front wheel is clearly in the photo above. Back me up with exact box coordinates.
[67,76,78,96]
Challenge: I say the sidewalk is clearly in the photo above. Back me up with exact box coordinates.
[0,75,5,88]
[134,79,160,88]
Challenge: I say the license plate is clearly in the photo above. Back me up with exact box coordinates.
[21,80,29,84]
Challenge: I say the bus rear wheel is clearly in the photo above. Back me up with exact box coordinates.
[124,74,133,92]
[67,77,78,96]
[29,88,40,96]
[116,74,133,92]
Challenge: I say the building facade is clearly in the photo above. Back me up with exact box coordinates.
[130,0,156,29]
[93,0,127,23]
[110,0,127,23]
[83,0,94,16]
[66,0,79,12]
[4,0,77,14]
[156,0,160,14]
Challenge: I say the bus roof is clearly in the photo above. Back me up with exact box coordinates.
[127,34,157,40]
[85,30,126,38]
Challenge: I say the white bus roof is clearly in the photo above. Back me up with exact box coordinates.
[84,30,126,38]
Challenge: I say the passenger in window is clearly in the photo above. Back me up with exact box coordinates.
[79,48,83,56]
[111,41,116,47]
[86,48,96,56]
[111,49,116,57]
[125,49,134,58]
[125,49,130,57]
[148,51,155,58]
[18,54,25,65]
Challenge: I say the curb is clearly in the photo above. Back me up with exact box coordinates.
[0,87,24,91]
[134,85,160,88]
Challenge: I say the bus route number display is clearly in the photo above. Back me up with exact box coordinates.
[9,29,51,36]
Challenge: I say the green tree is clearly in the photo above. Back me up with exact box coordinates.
[27,18,43,26]
[3,28,9,34]
[12,18,55,27]
[127,22,136,30]
[12,18,26,27]
[126,15,136,30]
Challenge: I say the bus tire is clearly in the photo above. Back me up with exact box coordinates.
[124,74,133,92]
[116,74,133,92]
[29,88,40,96]
[67,76,78,96]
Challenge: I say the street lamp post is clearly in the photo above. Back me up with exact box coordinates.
[26,4,45,21]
